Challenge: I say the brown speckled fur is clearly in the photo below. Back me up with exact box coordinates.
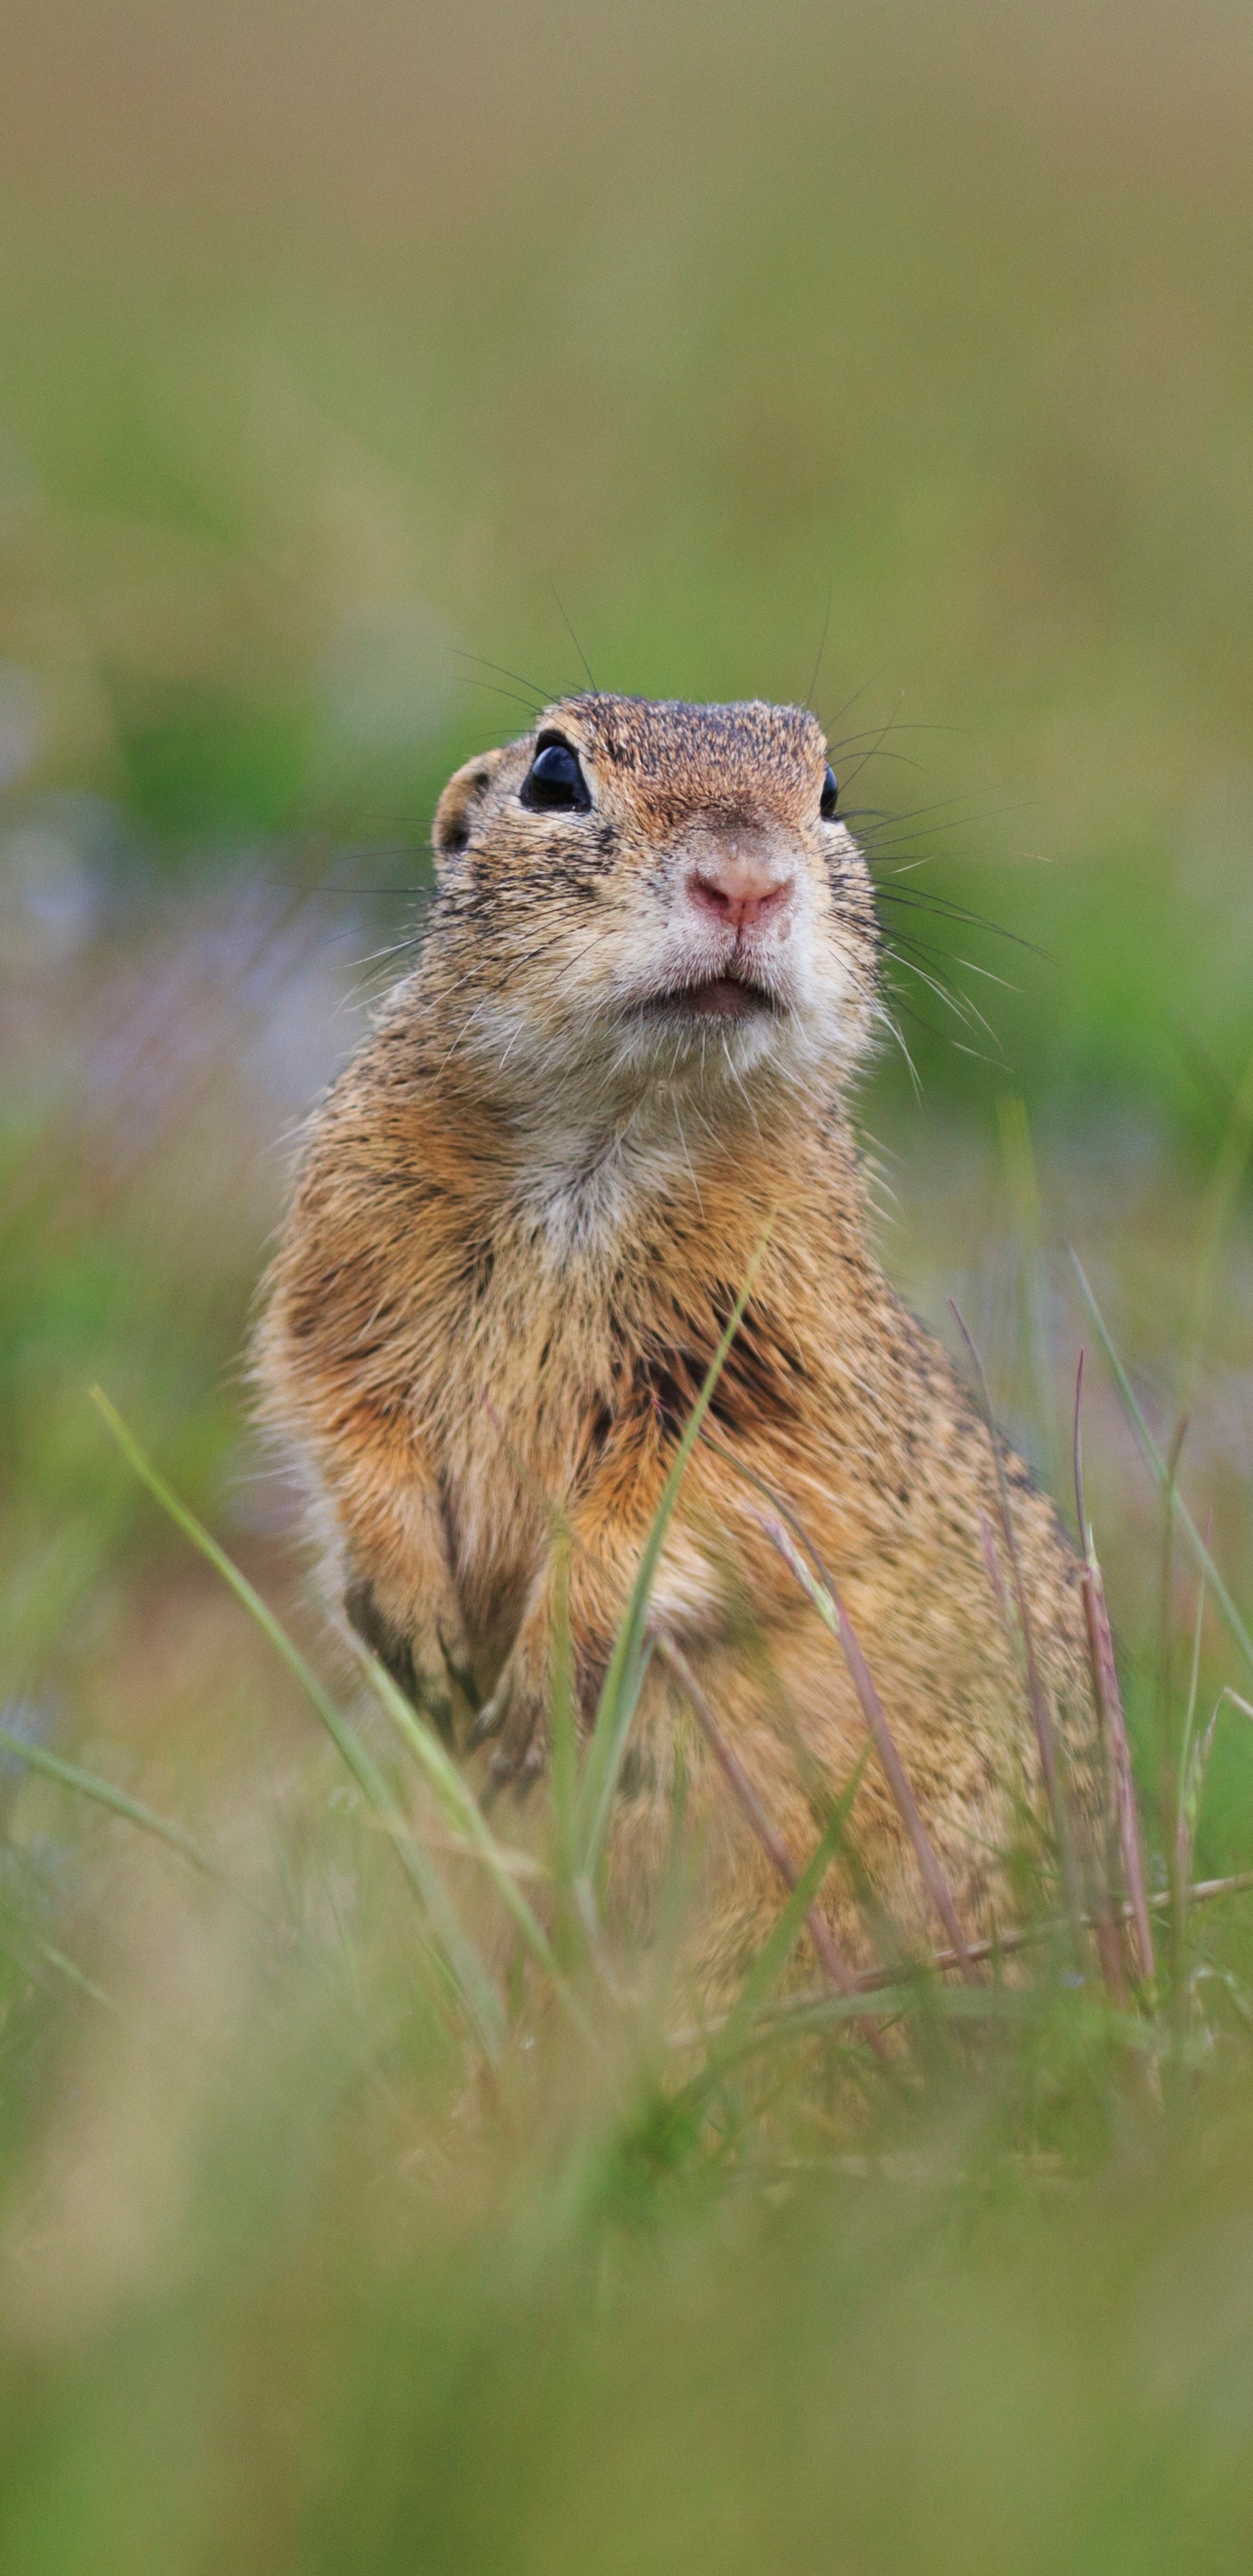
[256,694,1098,1997]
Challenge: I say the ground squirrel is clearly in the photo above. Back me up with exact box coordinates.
[257,694,1097,1990]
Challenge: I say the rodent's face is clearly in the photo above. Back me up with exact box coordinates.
[427,694,879,1113]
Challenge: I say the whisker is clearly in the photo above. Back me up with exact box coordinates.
[884,951,1007,1055]
[854,794,992,837]
[450,649,556,708]
[872,888,1047,956]
[550,587,597,692]
[860,788,1037,839]
[889,933,1018,995]
[834,745,929,775]
[459,676,552,720]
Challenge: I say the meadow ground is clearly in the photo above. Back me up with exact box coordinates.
[3,1,1253,2565]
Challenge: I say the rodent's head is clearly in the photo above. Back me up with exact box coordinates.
[425,694,879,1117]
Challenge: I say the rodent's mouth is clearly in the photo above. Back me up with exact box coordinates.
[641,973,779,1024]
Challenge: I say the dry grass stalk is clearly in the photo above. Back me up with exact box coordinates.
[950,1303,1084,1930]
[649,1627,892,2059]
[764,1872,1253,2007]
[753,1510,979,1984]
[1072,1351,1156,1989]
[1081,1561,1156,1988]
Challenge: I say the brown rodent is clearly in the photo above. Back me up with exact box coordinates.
[257,693,1098,1994]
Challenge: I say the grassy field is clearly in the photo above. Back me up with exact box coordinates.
[3,1,1253,2566]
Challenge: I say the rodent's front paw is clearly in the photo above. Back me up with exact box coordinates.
[471,1654,548,1804]
[345,1579,477,1741]
[410,1628,474,1739]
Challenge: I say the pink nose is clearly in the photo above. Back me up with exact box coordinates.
[687,851,794,932]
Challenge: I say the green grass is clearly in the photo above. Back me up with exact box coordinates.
[1,1213,1253,2570]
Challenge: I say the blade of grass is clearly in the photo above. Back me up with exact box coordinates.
[33,1939,120,2014]
[996,1092,1062,1498]
[547,1525,579,1894]
[1157,1415,1189,1930]
[639,1736,697,2033]
[753,1512,979,1982]
[573,1237,770,1890]
[698,1427,970,1989]
[849,1868,1253,1993]
[90,1387,505,2063]
[708,1982,1214,2068]
[354,1640,600,2052]
[652,1627,888,2056]
[1069,1251,1253,1680]
[727,1745,874,2036]
[1175,1540,1210,1935]
[0,1914,121,2016]
[0,1725,218,1878]
[664,1751,881,2101]
[1073,1349,1155,1991]
[1081,1559,1156,1989]
[656,1749,886,2140]
[951,1301,1083,1934]
[673,1868,1253,2038]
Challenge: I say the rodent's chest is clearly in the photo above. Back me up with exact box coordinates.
[414,1236,620,1612]
[426,1233,631,1486]
[412,1205,869,1607]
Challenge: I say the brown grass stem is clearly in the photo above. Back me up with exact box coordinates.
[950,1302,1084,1934]
[740,1873,1253,2016]
[649,1627,892,2059]
[1072,1352,1156,1988]
[667,1872,1253,2047]
[752,1510,979,1983]
[1083,1561,1156,1989]
[1174,1517,1213,1957]
[695,1426,978,1984]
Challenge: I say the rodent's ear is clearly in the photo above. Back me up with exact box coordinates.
[432,748,504,874]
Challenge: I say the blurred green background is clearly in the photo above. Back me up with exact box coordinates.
[3,0,1252,1123]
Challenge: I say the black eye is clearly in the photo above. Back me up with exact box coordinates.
[520,735,591,814]
[820,764,839,820]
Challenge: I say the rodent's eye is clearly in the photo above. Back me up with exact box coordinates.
[521,735,591,815]
[820,764,839,821]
